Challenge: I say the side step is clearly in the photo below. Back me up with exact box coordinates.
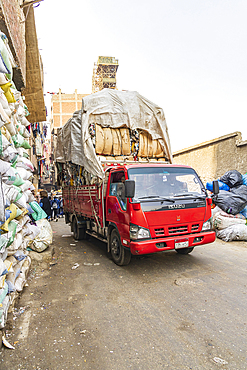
[86,230,107,244]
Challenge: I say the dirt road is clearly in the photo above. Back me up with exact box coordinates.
[1,218,247,369]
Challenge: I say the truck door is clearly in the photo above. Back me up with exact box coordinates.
[106,171,130,242]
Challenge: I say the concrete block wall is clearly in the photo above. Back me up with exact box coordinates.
[173,132,247,185]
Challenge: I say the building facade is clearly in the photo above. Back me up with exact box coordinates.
[173,132,247,185]
[51,89,88,134]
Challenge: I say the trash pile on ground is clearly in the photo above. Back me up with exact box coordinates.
[207,170,247,242]
[55,89,172,187]
[0,32,52,333]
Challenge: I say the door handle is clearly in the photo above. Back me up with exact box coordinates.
[108,209,111,214]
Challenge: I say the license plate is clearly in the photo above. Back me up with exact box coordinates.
[175,240,189,249]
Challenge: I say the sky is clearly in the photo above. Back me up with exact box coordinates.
[34,0,247,152]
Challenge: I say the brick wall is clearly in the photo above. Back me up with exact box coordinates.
[173,132,247,185]
[0,0,26,85]
[51,89,88,132]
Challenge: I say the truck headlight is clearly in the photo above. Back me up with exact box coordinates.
[130,224,151,240]
[201,219,212,231]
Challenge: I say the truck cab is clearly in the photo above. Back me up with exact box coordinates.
[105,163,215,265]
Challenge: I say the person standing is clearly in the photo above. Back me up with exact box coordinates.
[40,190,52,220]
[52,196,59,221]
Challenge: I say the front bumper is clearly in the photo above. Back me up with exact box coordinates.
[129,231,216,255]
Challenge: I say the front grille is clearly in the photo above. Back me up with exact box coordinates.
[168,225,188,234]
[154,228,165,237]
[191,224,200,232]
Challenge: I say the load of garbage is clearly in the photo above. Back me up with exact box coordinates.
[206,170,247,242]
[55,89,172,187]
[0,31,53,331]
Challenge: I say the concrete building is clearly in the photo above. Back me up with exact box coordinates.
[173,132,247,185]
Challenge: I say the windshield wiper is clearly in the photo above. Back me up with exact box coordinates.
[138,196,175,203]
[173,193,206,200]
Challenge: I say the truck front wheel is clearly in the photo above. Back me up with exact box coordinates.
[176,247,194,254]
[110,229,131,266]
[73,218,86,240]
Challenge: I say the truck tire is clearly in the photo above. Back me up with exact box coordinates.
[176,247,194,255]
[73,218,86,240]
[110,229,131,266]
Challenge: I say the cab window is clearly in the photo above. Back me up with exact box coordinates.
[109,171,127,210]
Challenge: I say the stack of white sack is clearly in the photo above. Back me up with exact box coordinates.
[0,39,52,330]
[208,170,247,242]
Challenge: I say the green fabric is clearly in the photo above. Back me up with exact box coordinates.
[0,234,8,251]
[10,155,18,166]
[0,282,8,304]
[29,201,47,221]
[15,208,23,218]
[6,220,18,247]
[14,191,22,202]
[13,175,25,186]
[22,140,31,149]
[23,152,29,159]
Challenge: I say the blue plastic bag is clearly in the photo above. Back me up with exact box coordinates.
[206,180,230,192]
[242,174,247,187]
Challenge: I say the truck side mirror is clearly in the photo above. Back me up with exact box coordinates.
[213,180,219,195]
[125,180,135,198]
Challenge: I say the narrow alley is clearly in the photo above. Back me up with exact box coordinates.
[1,218,247,370]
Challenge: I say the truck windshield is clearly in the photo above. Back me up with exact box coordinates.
[128,167,205,201]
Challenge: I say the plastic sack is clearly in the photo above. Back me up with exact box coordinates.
[0,130,10,153]
[1,82,15,103]
[0,260,8,276]
[242,174,247,186]
[0,158,10,175]
[7,232,23,254]
[219,170,243,188]
[24,223,41,242]
[213,211,246,230]
[14,193,27,209]
[15,167,32,181]
[29,201,47,221]
[0,90,9,109]
[12,133,31,149]
[0,177,5,222]
[240,205,247,219]
[0,282,8,304]
[206,180,230,192]
[31,218,52,252]
[2,182,22,203]
[6,219,18,247]
[20,180,32,192]
[13,174,25,187]
[0,249,7,261]
[13,250,27,261]
[1,146,18,163]
[214,185,247,215]
[217,224,247,242]
[15,256,31,292]
[0,295,10,329]
[16,157,34,172]
[5,120,16,136]
[0,36,12,78]
[1,203,17,232]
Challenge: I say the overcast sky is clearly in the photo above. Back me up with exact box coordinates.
[34,0,247,152]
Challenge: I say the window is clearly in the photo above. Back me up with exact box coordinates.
[109,171,127,210]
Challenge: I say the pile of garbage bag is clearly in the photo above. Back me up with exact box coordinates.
[0,32,53,331]
[207,170,247,242]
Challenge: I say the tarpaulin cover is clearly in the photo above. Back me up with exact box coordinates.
[55,89,172,179]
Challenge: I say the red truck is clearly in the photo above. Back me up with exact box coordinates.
[62,160,216,265]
